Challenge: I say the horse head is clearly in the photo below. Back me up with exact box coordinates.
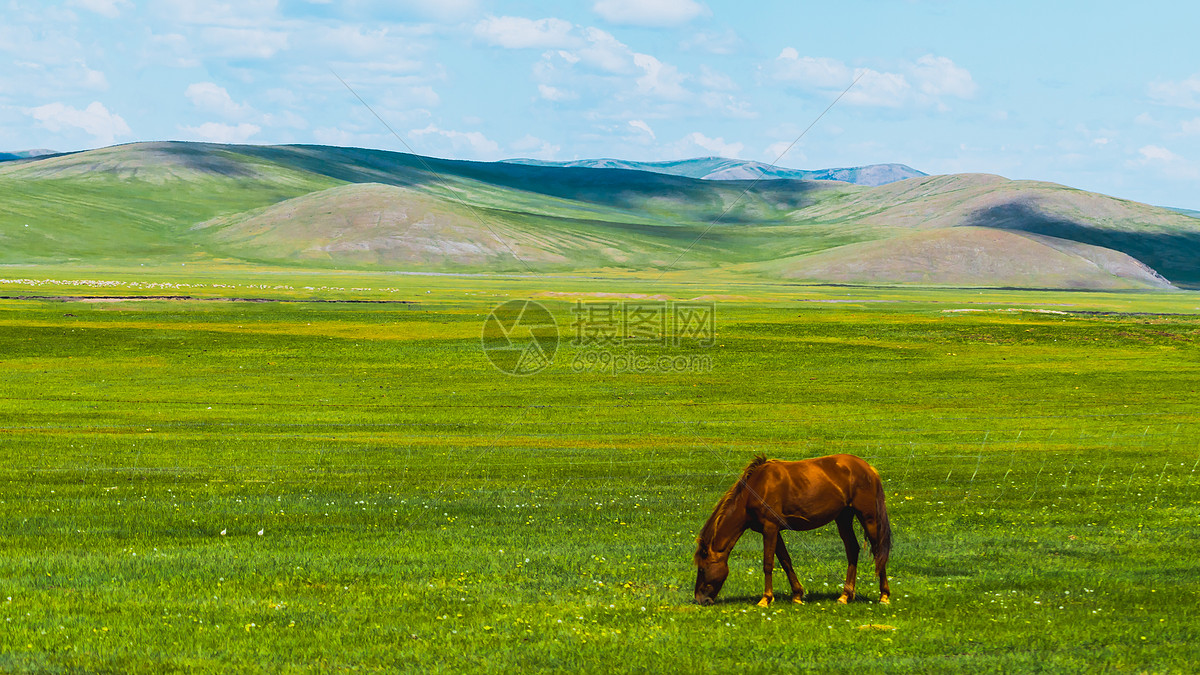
[693,542,730,605]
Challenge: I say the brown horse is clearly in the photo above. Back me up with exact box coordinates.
[693,454,891,607]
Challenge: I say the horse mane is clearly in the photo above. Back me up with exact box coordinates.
[694,455,769,565]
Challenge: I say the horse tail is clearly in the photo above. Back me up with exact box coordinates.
[872,472,892,577]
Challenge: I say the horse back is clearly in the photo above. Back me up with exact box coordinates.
[745,454,881,530]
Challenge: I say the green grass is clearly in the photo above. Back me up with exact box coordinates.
[1,271,1198,672]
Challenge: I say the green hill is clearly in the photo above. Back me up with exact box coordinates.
[3,141,1199,289]
[751,226,1172,290]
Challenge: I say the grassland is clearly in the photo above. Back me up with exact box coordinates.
[1,269,1197,672]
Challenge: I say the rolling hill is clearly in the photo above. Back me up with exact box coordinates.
[2,141,1199,289]
[750,227,1172,290]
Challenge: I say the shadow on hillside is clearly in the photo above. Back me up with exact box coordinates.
[234,144,832,219]
[148,142,260,178]
[966,202,1200,288]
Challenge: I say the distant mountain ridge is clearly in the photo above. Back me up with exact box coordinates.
[0,149,58,162]
[503,156,926,186]
[1166,206,1200,219]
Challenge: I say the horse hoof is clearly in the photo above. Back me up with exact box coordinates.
[792,595,804,605]
[756,597,772,608]
[837,595,849,604]
[880,595,891,605]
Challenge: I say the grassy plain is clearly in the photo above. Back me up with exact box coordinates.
[1,269,1198,672]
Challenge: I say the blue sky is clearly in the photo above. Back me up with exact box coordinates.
[3,0,1199,208]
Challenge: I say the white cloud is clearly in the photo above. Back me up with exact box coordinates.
[185,82,254,119]
[1133,112,1169,130]
[533,28,692,103]
[1182,117,1200,135]
[628,119,655,139]
[1148,74,1200,109]
[79,63,109,90]
[773,51,853,88]
[697,65,737,92]
[0,24,113,97]
[577,27,635,74]
[510,134,560,160]
[844,69,911,108]
[317,61,433,95]
[474,16,577,49]
[679,29,740,55]
[633,53,688,99]
[679,131,742,158]
[27,101,130,145]
[410,124,500,158]
[312,126,390,148]
[312,127,359,147]
[152,0,279,27]
[67,0,133,18]
[593,0,708,27]
[1137,145,1182,163]
[313,25,431,60]
[183,82,308,132]
[405,85,441,108]
[1129,144,1199,179]
[771,50,975,108]
[147,32,200,68]
[261,110,308,130]
[199,27,289,59]
[264,87,300,107]
[370,0,481,22]
[764,140,803,164]
[411,0,480,21]
[538,84,577,101]
[179,122,261,143]
[700,92,756,119]
[911,55,976,98]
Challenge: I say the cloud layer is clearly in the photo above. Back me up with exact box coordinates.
[2,1,1197,209]
[771,50,977,108]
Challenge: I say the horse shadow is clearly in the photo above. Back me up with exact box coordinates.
[709,591,880,606]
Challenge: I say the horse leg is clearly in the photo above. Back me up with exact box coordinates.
[859,514,891,604]
[756,522,778,608]
[835,511,860,604]
[774,533,804,604]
